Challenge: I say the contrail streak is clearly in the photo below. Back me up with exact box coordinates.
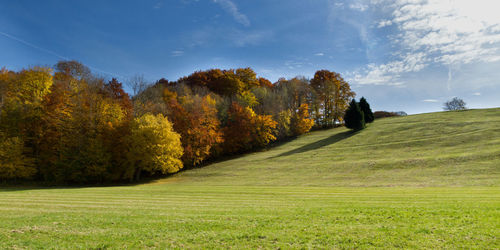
[0,31,70,61]
[0,31,124,79]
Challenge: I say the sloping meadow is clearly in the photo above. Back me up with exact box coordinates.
[1,108,499,248]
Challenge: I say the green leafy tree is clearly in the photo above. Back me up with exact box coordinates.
[344,99,365,131]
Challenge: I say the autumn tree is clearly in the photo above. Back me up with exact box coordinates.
[275,110,292,139]
[103,78,133,116]
[132,82,167,116]
[38,61,131,182]
[258,77,273,88]
[291,103,314,135]
[274,77,312,112]
[0,61,375,183]
[0,68,10,108]
[252,84,293,140]
[0,67,53,135]
[163,88,223,167]
[0,134,36,180]
[223,103,277,154]
[179,68,261,97]
[126,114,183,181]
[0,67,53,179]
[252,112,278,148]
[310,70,355,127]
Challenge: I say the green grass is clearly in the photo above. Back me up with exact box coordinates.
[1,108,500,248]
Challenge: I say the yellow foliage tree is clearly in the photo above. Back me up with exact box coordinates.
[14,67,53,106]
[0,67,53,180]
[126,114,183,181]
[252,112,278,148]
[1,67,53,132]
[291,103,314,136]
[0,135,36,180]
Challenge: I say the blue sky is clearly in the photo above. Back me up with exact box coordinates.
[1,0,500,114]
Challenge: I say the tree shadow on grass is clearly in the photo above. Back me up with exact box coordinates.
[0,176,170,192]
[272,130,357,158]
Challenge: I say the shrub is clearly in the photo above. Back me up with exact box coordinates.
[374,111,405,119]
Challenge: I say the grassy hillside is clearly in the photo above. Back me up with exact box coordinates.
[167,108,500,187]
[1,108,499,248]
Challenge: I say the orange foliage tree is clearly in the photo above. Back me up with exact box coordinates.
[164,89,223,167]
[39,63,131,182]
[223,103,277,154]
[179,68,261,97]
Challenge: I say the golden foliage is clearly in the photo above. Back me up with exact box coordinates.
[223,103,277,153]
[127,114,183,180]
[292,103,314,136]
[0,135,36,180]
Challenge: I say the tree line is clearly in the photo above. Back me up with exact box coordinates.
[1,61,361,183]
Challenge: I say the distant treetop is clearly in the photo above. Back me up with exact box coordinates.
[444,97,467,111]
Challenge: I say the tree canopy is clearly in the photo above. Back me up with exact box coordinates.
[0,61,361,183]
[444,97,467,111]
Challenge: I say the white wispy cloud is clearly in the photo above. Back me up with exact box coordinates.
[472,92,481,96]
[183,26,272,48]
[349,3,368,12]
[171,50,184,57]
[422,99,439,103]
[284,60,304,70]
[352,0,500,86]
[377,19,392,28]
[351,52,427,85]
[334,2,344,9]
[229,29,272,47]
[212,0,250,27]
[314,52,324,56]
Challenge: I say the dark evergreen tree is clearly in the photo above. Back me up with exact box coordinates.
[359,97,374,123]
[344,99,365,130]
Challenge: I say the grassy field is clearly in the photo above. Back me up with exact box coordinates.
[1,108,499,248]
